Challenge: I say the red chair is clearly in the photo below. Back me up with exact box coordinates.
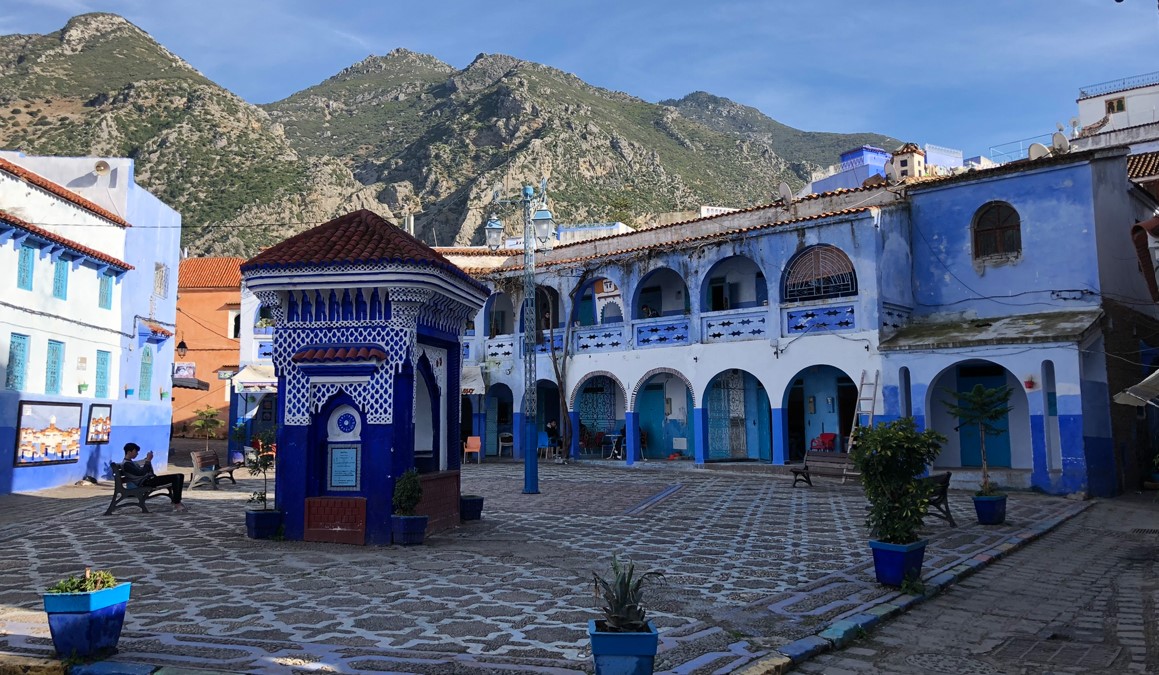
[810,432,837,452]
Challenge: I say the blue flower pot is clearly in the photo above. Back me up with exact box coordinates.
[1150,472,1159,483]
[588,619,658,675]
[868,539,927,587]
[460,495,484,521]
[391,515,428,546]
[972,495,1007,525]
[246,510,283,539]
[43,582,131,659]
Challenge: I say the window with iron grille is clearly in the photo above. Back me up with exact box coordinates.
[782,245,858,302]
[52,258,69,300]
[139,345,152,400]
[6,333,29,390]
[972,201,1021,260]
[17,245,34,291]
[45,340,64,395]
[153,263,168,298]
[95,350,110,398]
[99,273,113,309]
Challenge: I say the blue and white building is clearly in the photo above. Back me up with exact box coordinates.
[451,144,1159,497]
[0,153,181,495]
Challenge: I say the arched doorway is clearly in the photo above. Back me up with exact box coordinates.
[572,277,625,326]
[704,369,771,461]
[571,373,627,458]
[700,255,767,312]
[484,293,515,337]
[484,382,514,457]
[927,361,1030,471]
[634,370,695,460]
[782,365,857,460]
[633,267,690,319]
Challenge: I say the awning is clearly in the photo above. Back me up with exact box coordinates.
[1114,369,1159,407]
[232,364,277,393]
[879,309,1104,352]
[173,377,210,391]
[461,365,484,395]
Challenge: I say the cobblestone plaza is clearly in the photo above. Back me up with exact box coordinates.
[0,462,1088,673]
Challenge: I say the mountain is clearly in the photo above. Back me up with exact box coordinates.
[0,14,899,256]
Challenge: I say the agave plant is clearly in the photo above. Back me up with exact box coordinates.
[592,556,664,633]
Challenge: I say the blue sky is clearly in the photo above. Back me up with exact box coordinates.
[3,0,1157,159]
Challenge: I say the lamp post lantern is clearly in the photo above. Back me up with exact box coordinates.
[485,180,556,494]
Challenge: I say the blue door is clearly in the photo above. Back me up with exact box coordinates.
[957,366,1011,468]
[637,384,665,460]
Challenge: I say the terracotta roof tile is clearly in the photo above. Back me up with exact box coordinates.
[241,209,487,293]
[1128,151,1159,180]
[292,345,388,363]
[0,208,133,271]
[0,158,130,228]
[179,257,244,289]
[143,321,173,337]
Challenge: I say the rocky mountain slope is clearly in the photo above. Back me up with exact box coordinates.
[0,13,898,256]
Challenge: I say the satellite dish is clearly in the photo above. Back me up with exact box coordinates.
[1027,143,1051,160]
[93,160,111,176]
[1051,131,1071,154]
[778,181,794,206]
[884,160,899,183]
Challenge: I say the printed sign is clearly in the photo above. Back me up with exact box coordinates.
[328,445,360,490]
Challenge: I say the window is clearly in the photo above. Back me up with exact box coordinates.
[153,263,169,298]
[98,273,113,309]
[6,334,29,390]
[228,310,241,338]
[45,340,64,395]
[899,158,908,167]
[782,245,858,302]
[17,245,34,291]
[139,345,152,400]
[95,350,110,398]
[972,201,1021,260]
[1106,97,1126,115]
[52,258,69,300]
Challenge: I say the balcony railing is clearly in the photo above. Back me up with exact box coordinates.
[634,316,691,348]
[782,302,857,337]
[701,309,770,344]
[574,325,626,353]
[1078,70,1159,99]
[485,336,517,359]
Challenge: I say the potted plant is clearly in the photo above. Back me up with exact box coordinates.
[589,556,664,675]
[42,568,130,659]
[851,417,946,587]
[460,494,485,521]
[943,384,1013,525]
[254,317,275,335]
[391,467,427,545]
[245,428,282,539]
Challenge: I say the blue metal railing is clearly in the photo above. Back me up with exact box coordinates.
[1078,71,1159,99]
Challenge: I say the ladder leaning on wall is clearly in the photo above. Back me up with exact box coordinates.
[846,369,880,453]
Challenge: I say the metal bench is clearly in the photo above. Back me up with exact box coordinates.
[189,449,243,490]
[104,462,175,515]
[921,471,956,526]
[790,449,860,487]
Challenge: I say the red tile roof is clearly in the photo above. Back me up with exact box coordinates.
[0,208,133,271]
[179,257,244,289]
[1128,151,1159,180]
[143,321,173,337]
[0,157,131,228]
[292,345,388,363]
[241,209,487,293]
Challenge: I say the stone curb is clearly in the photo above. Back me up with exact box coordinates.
[0,655,65,675]
[726,501,1092,673]
[68,664,236,675]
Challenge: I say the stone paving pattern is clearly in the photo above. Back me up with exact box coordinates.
[801,495,1159,674]
[0,461,1088,673]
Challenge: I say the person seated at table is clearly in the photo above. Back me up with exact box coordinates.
[121,442,187,512]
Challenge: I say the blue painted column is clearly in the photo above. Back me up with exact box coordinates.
[625,411,639,466]
[513,412,525,460]
[772,407,786,464]
[692,407,708,465]
[523,411,539,494]
[472,402,486,463]
[569,409,581,460]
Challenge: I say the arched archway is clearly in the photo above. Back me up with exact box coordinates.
[572,277,625,326]
[413,353,441,473]
[781,245,857,303]
[703,368,771,461]
[780,365,857,462]
[632,267,689,319]
[484,293,515,337]
[700,255,767,312]
[570,372,627,457]
[484,382,514,457]
[519,285,562,333]
[925,360,1031,474]
[633,369,695,460]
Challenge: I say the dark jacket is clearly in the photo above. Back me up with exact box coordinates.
[121,459,154,487]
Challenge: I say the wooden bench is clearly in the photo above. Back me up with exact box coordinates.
[921,471,956,526]
[104,461,175,515]
[791,450,861,487]
[189,450,244,490]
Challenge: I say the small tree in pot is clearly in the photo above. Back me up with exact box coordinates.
[942,384,1013,524]
[851,417,945,587]
[588,556,664,674]
[244,428,282,539]
[391,468,427,545]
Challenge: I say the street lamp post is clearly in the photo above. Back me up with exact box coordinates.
[485,180,556,494]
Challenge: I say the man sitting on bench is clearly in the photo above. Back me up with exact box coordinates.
[121,442,187,512]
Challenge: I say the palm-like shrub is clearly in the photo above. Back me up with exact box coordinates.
[593,556,664,633]
[942,384,1013,496]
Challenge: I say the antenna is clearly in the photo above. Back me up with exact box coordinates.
[93,160,111,177]
[1027,143,1051,160]
[1051,131,1070,154]
[1056,122,1065,133]
[777,181,794,207]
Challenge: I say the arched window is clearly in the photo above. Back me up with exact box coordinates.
[972,201,1021,260]
[782,245,857,302]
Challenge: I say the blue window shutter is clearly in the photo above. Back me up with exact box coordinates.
[6,334,29,390]
[17,245,34,291]
[99,274,113,309]
[53,259,68,300]
[45,340,64,395]
[139,346,152,400]
[95,350,110,398]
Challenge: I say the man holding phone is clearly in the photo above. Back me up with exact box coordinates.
[121,442,187,512]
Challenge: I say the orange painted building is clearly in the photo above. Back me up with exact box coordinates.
[173,257,243,437]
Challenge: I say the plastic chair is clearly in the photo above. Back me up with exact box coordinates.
[463,436,481,464]
[810,432,837,452]
[498,432,514,457]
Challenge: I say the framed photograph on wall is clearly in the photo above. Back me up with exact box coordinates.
[14,401,82,467]
[86,404,113,445]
